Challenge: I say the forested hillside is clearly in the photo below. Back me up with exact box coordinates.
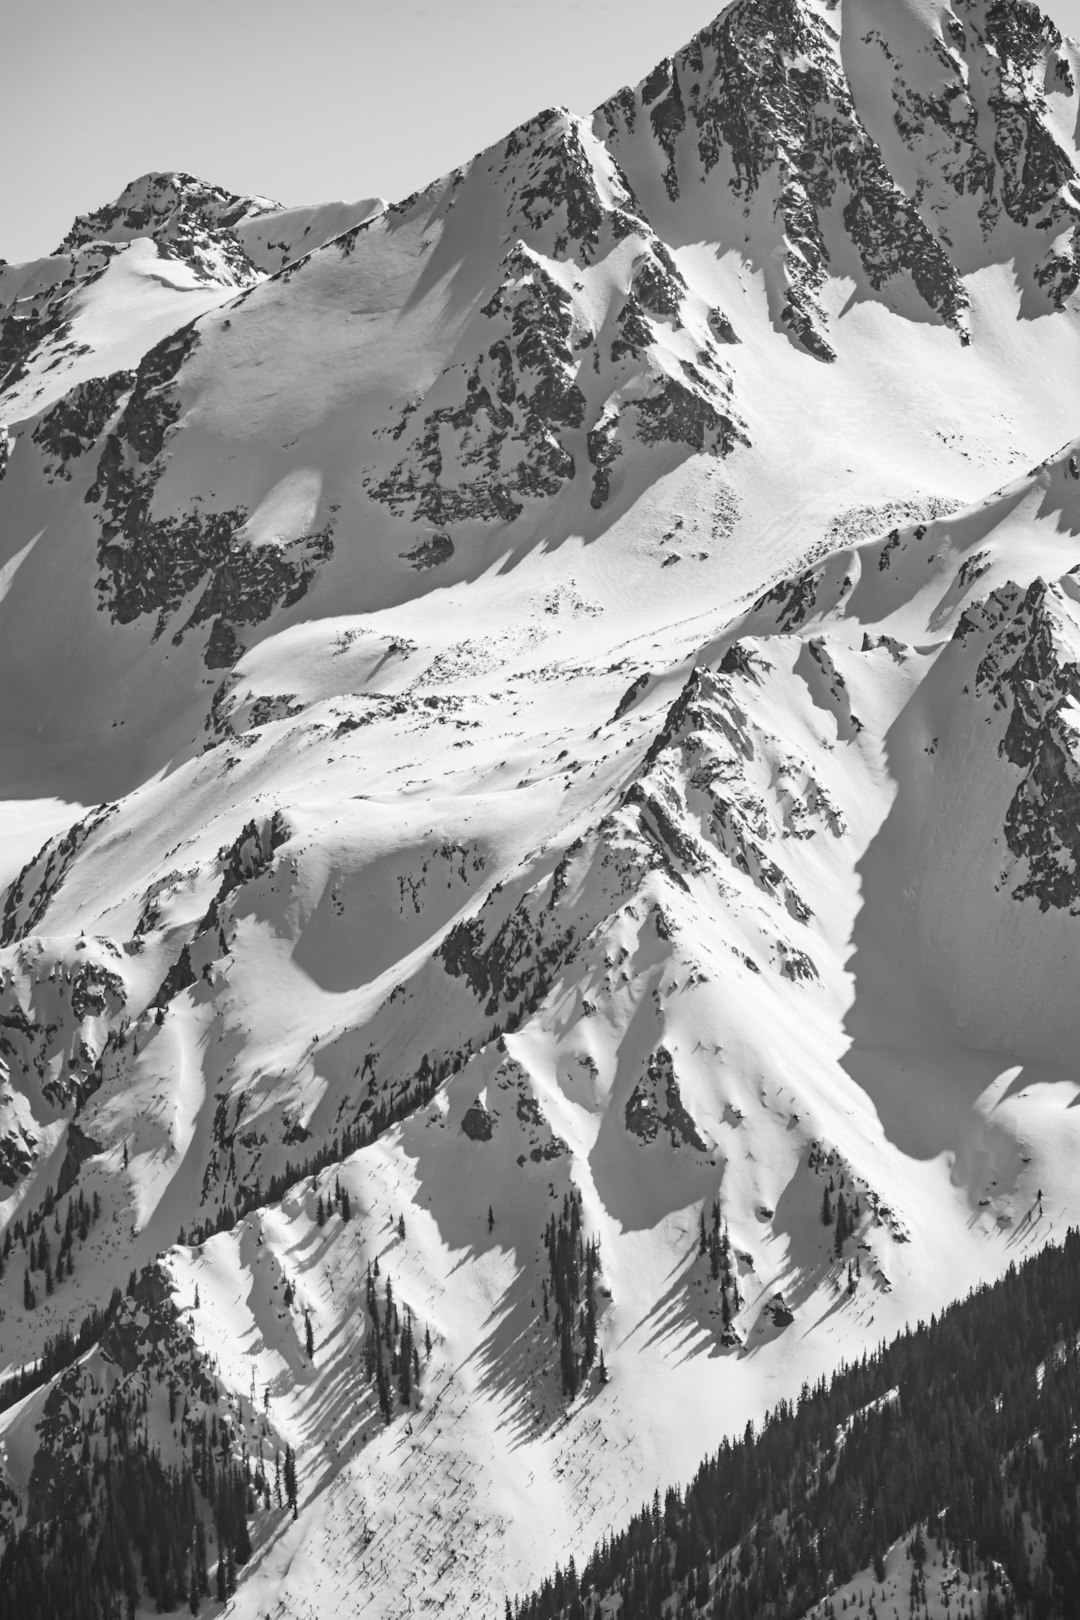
[516,1230,1080,1620]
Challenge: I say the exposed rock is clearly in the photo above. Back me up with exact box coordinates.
[764,1294,794,1327]
[624,1047,708,1151]
[401,533,455,570]
[56,171,277,288]
[56,1123,103,1198]
[371,245,586,526]
[461,1099,495,1141]
[1,805,118,947]
[970,579,1080,911]
[87,327,334,662]
[598,0,974,356]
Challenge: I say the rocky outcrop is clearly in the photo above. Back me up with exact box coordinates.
[461,1098,495,1141]
[438,646,836,1055]
[865,0,1080,304]
[0,939,127,1117]
[0,243,115,394]
[214,812,290,903]
[495,108,642,263]
[368,107,743,527]
[967,579,1080,911]
[1,804,117,946]
[598,0,971,358]
[370,245,587,525]
[31,370,134,480]
[87,328,334,663]
[624,1047,708,1151]
[56,171,278,288]
[401,533,454,570]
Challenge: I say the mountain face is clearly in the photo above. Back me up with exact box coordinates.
[3,1,1080,1616]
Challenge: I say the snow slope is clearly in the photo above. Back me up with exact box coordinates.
[3,1,1080,1615]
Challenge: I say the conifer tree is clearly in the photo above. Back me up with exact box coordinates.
[284,1444,298,1519]
[835,1192,849,1256]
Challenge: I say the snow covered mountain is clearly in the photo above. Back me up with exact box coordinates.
[3,1,1080,1615]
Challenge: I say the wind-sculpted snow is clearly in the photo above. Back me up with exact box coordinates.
[6,3,1080,1618]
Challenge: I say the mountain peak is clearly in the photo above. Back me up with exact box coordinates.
[54,170,281,257]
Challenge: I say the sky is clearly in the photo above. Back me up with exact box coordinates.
[3,0,1080,265]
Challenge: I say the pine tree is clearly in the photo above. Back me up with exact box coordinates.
[284,1444,298,1519]
[399,1316,413,1405]
[910,1524,927,1568]
[305,1313,315,1360]
[835,1192,849,1256]
[316,1195,325,1227]
[822,1186,833,1226]
[234,1509,252,1565]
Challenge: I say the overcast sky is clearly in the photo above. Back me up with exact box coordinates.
[4,0,1080,264]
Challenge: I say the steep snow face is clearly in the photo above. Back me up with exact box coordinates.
[3,2,1080,1617]
[598,0,1080,355]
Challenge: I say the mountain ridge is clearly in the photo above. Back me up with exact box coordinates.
[3,2,1080,1617]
